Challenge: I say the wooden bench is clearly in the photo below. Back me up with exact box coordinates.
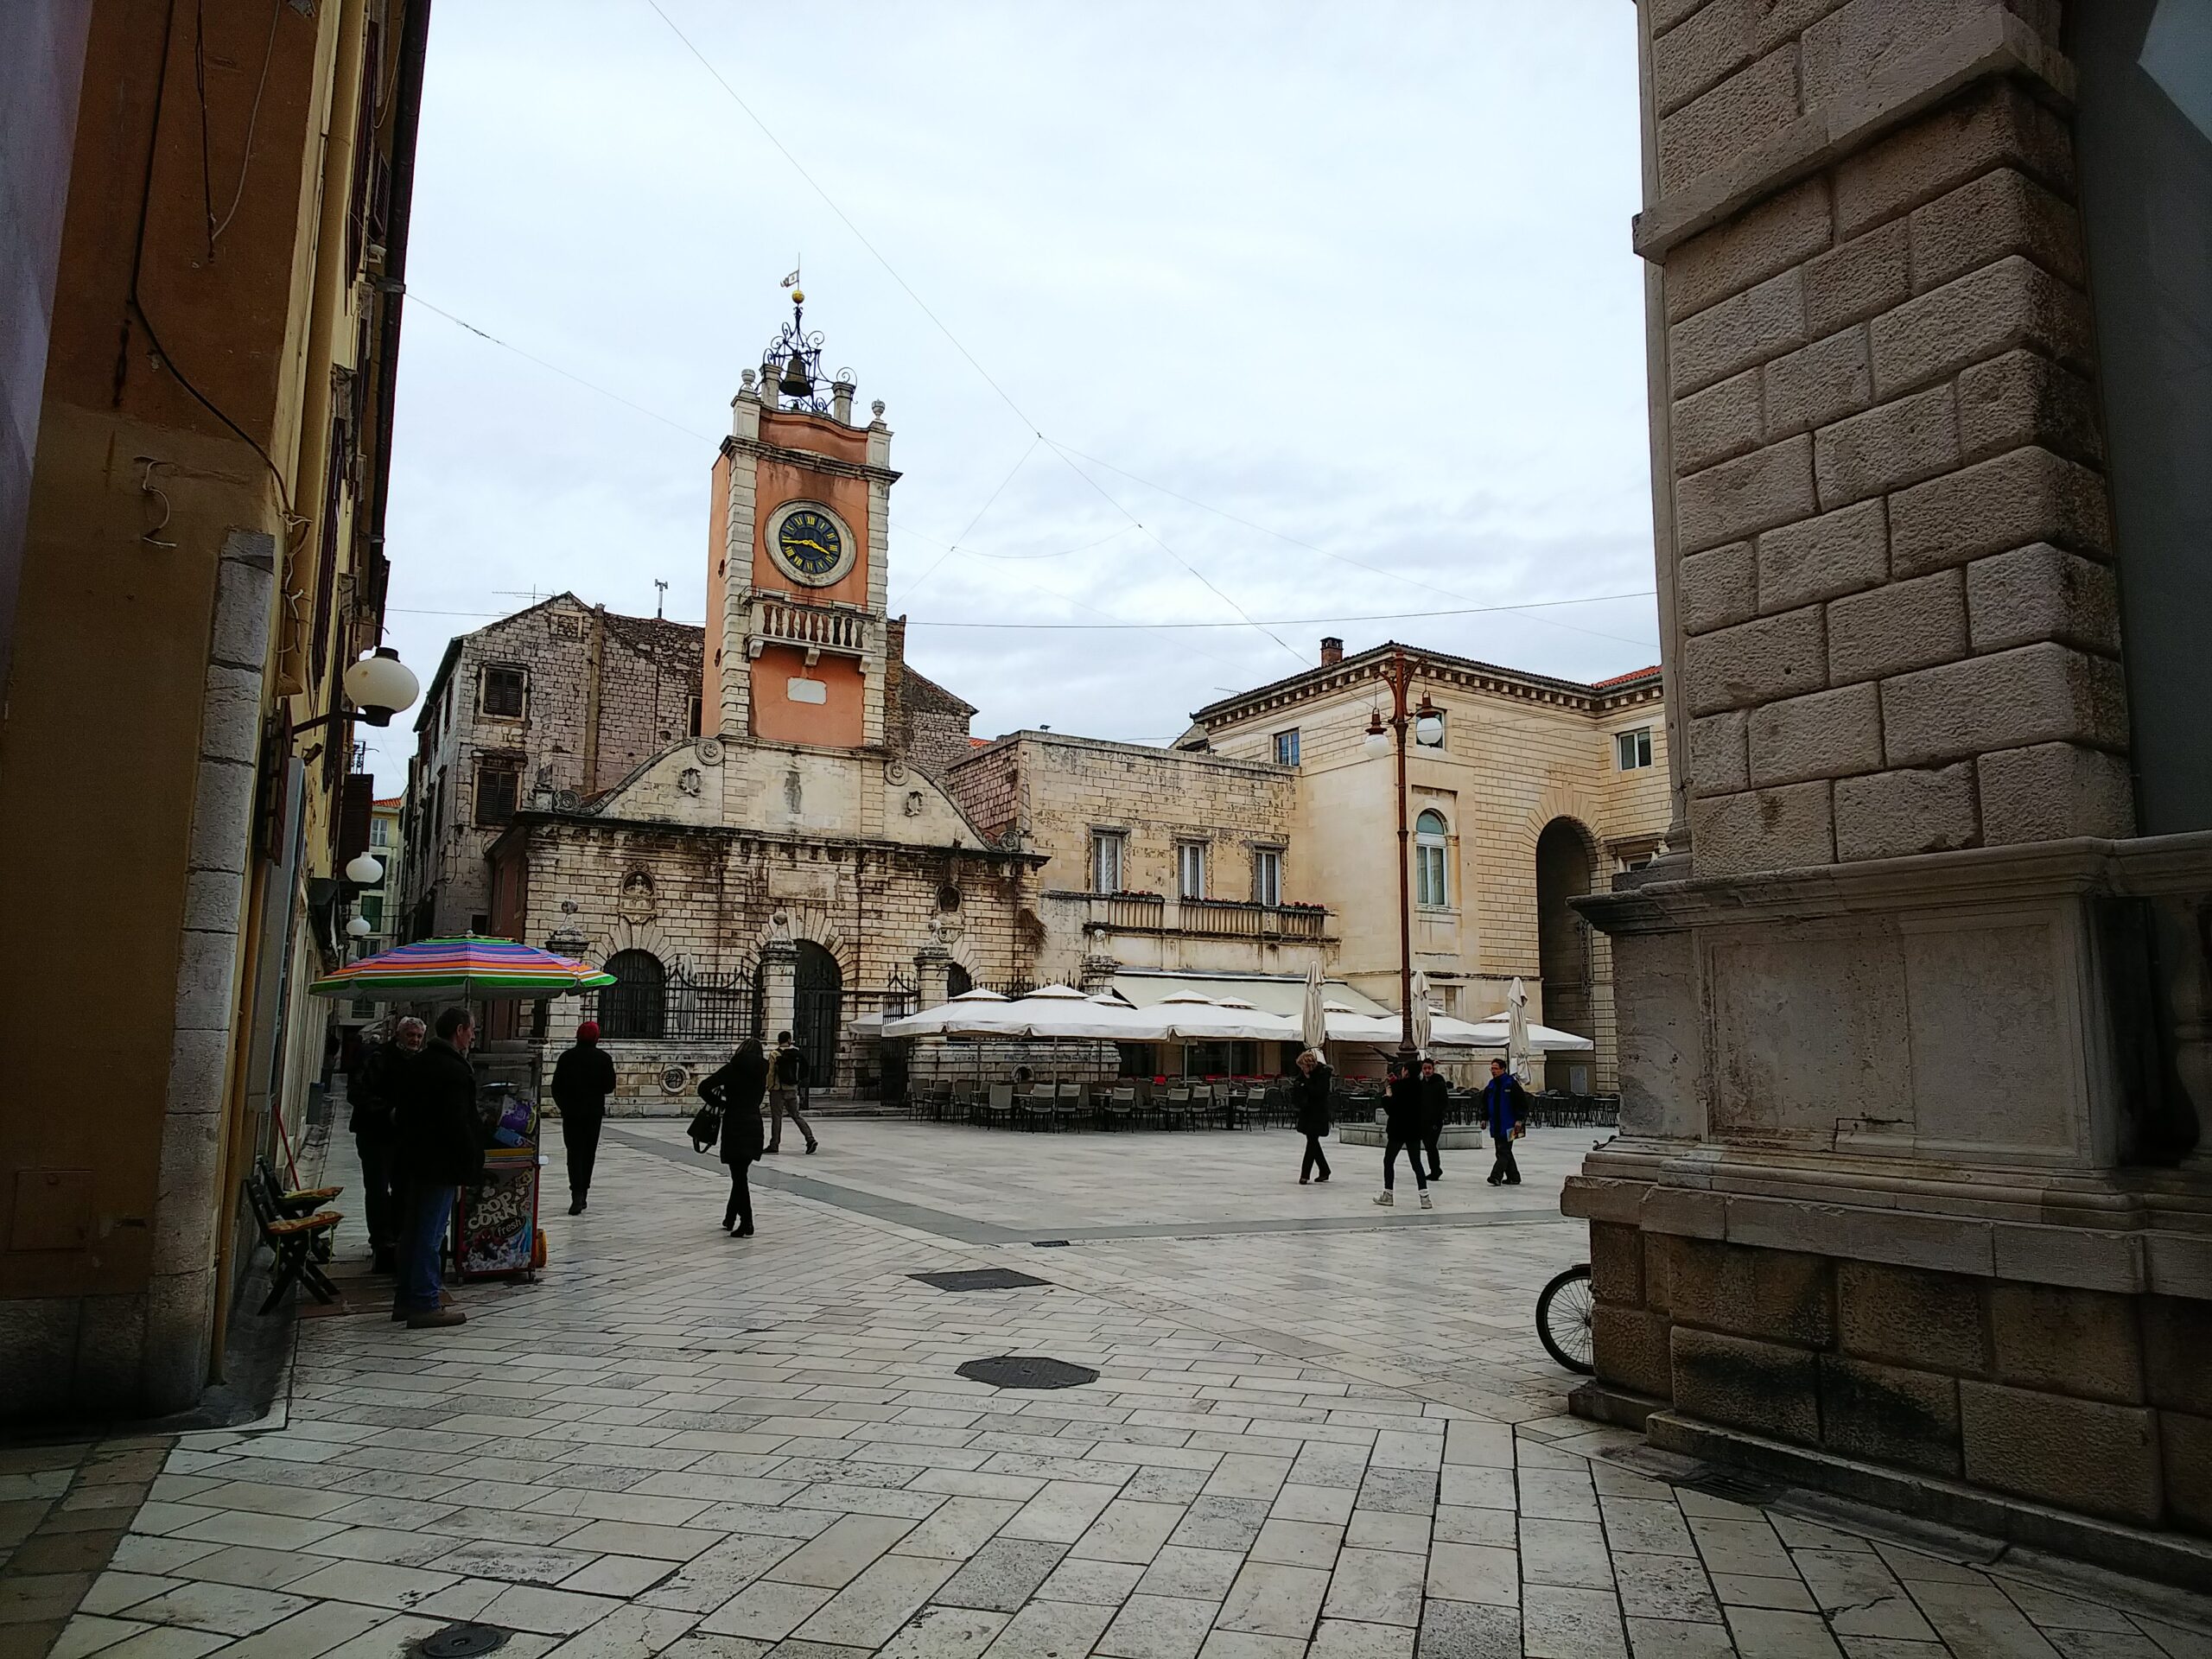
[246,1162,342,1313]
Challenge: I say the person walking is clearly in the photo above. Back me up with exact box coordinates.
[1375,1058,1433,1209]
[348,1018,423,1273]
[1293,1049,1332,1185]
[766,1031,817,1154]
[1419,1058,1452,1182]
[1480,1058,1529,1186]
[550,1020,617,1215]
[699,1037,769,1235]
[391,1007,485,1329]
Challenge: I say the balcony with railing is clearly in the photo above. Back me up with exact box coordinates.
[1048,890,1330,941]
[751,595,871,658]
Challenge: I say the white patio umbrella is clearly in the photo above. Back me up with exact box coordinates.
[1508,976,1534,1084]
[1410,970,1434,1058]
[880,988,1017,1039]
[1300,963,1327,1055]
[1439,1017,1593,1052]
[1150,990,1296,1043]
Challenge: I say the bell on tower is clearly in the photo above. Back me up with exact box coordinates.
[760,286,856,418]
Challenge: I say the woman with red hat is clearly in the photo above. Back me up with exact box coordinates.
[551,1020,617,1214]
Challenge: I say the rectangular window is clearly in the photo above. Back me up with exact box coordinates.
[1416,843,1448,909]
[688,695,704,737]
[370,817,391,848]
[474,760,521,827]
[1177,842,1207,901]
[1253,848,1283,907]
[1273,728,1300,766]
[481,664,528,719]
[1616,727,1653,771]
[1090,830,1126,893]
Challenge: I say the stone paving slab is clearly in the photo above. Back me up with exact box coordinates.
[26,1121,2212,1658]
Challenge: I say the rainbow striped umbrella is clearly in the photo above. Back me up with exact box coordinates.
[309,935,615,1000]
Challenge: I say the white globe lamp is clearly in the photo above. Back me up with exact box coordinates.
[344,852,384,886]
[342,646,419,727]
[346,913,373,938]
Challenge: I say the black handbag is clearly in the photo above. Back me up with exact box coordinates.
[686,1103,722,1153]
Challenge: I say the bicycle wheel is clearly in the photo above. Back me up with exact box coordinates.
[1536,1263,1596,1375]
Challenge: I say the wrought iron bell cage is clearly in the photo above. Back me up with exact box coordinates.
[759,295,852,416]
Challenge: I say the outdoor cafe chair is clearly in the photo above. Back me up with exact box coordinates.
[1105,1085,1139,1130]
[982,1082,1013,1128]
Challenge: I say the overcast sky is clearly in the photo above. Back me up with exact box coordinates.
[370,2,1656,793]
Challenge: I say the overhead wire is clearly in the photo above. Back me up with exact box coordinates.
[638,0,1313,667]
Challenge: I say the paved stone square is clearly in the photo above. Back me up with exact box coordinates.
[37,1120,2212,1658]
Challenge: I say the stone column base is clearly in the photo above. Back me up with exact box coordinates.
[1621,1408,2212,1594]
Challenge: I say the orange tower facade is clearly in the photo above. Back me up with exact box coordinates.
[704,296,895,752]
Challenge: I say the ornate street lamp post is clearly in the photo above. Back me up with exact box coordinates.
[1363,645,1443,1063]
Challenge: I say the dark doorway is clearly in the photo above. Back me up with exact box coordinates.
[600,950,667,1039]
[795,941,842,1090]
[946,963,974,999]
[1535,820,1594,1092]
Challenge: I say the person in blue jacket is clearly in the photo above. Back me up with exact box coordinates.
[1479,1058,1529,1185]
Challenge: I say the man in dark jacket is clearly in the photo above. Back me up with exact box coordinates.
[551,1020,617,1215]
[1376,1058,1432,1209]
[348,1017,423,1272]
[1293,1049,1332,1185]
[391,1007,486,1328]
[766,1032,818,1154]
[1418,1058,1452,1182]
[1479,1058,1529,1186]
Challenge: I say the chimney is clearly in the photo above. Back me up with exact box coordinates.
[1319,636,1344,666]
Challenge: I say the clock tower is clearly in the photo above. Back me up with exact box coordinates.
[706,291,895,749]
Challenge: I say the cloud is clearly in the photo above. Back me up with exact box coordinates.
[365,1,1655,783]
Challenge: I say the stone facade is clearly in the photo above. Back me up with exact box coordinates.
[399,596,704,940]
[948,732,1325,986]
[481,315,1042,1105]
[883,617,978,781]
[1195,645,1673,1091]
[1569,0,2212,1569]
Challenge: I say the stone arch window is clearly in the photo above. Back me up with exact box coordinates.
[1414,810,1451,909]
[1535,818,1597,1088]
[600,950,667,1039]
[946,963,974,999]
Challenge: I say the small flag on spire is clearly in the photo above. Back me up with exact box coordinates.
[779,268,801,288]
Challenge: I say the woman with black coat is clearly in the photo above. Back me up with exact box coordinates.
[1377,1058,1432,1209]
[699,1037,769,1236]
[1292,1049,1333,1185]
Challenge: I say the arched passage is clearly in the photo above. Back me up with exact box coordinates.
[600,949,667,1039]
[1535,819,1595,1092]
[794,940,843,1084]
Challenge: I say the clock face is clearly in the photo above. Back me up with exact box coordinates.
[775,506,846,582]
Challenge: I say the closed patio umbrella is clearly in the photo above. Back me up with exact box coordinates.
[1300,963,1327,1054]
[1410,970,1434,1058]
[1507,976,1533,1084]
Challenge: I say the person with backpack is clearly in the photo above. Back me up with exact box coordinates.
[698,1037,769,1235]
[1480,1058,1529,1185]
[766,1031,818,1154]
[550,1020,617,1215]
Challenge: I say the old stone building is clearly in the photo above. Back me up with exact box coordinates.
[943,644,1672,1090]
[1568,0,2212,1568]
[483,302,1042,1103]
[949,731,1328,985]
[398,596,705,940]
[1192,640,1671,1089]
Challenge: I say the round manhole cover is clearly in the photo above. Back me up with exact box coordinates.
[418,1624,508,1657]
[957,1354,1100,1390]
